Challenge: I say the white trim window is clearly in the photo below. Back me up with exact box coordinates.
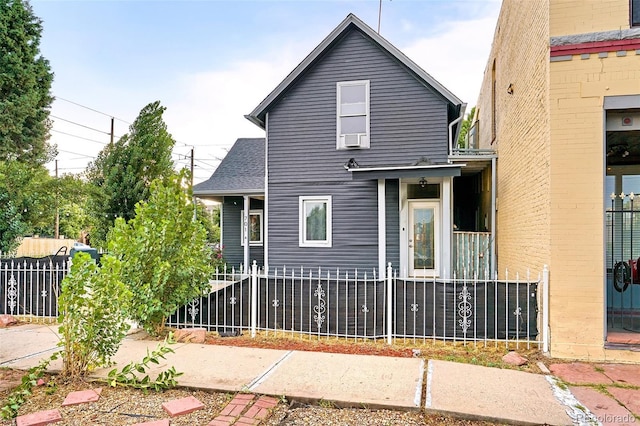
[299,196,332,247]
[337,80,370,149]
[240,209,263,246]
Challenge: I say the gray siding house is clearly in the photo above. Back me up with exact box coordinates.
[195,14,494,278]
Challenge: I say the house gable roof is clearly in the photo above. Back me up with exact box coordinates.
[193,138,264,197]
[246,13,462,129]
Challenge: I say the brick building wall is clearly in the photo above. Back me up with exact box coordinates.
[550,0,629,37]
[550,52,640,361]
[476,0,551,276]
[549,0,640,360]
[477,0,640,361]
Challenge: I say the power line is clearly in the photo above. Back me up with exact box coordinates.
[51,115,111,135]
[56,149,96,159]
[194,158,219,169]
[51,129,108,145]
[56,97,131,125]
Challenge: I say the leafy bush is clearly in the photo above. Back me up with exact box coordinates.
[58,252,131,379]
[0,359,50,419]
[209,244,226,272]
[106,335,183,391]
[107,171,213,336]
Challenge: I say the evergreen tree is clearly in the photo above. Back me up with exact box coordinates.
[87,101,175,245]
[0,0,54,164]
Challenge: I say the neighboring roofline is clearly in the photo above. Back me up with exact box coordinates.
[246,13,462,129]
[193,189,265,196]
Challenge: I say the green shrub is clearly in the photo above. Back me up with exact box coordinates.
[58,252,131,379]
[107,171,213,336]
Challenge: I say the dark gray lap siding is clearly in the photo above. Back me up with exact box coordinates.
[267,29,449,186]
[267,180,379,271]
[385,179,400,268]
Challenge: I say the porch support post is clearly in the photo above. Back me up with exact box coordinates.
[243,195,250,274]
[264,112,269,271]
[491,157,497,277]
[442,177,452,279]
[378,179,386,279]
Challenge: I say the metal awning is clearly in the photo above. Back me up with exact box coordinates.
[348,163,464,180]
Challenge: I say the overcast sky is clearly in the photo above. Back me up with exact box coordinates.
[31,0,501,183]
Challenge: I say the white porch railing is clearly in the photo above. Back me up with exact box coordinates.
[453,231,491,278]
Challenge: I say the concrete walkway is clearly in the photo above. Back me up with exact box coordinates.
[1,324,632,425]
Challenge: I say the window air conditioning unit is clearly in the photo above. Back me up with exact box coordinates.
[342,134,363,148]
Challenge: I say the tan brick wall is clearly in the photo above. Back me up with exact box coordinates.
[476,0,551,276]
[549,54,640,360]
[476,0,640,361]
[550,0,630,36]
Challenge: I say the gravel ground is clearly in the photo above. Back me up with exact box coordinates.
[0,373,495,426]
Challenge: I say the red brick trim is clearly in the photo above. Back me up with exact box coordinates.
[550,38,640,57]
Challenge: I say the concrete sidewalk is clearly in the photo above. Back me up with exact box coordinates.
[0,324,595,425]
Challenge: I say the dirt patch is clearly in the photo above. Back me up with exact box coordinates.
[205,333,415,358]
[0,368,24,396]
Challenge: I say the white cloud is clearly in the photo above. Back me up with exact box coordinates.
[47,8,501,182]
[163,53,301,182]
[401,10,500,109]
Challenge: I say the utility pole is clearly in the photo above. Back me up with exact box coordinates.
[110,117,114,145]
[54,159,59,239]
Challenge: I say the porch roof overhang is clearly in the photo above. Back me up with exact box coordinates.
[348,163,464,180]
[449,154,496,175]
[193,189,265,203]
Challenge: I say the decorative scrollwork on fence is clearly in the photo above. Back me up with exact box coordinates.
[187,299,200,322]
[7,274,17,315]
[313,282,326,330]
[410,303,419,313]
[272,299,280,308]
[361,304,369,313]
[513,306,523,331]
[458,285,472,333]
[229,296,237,305]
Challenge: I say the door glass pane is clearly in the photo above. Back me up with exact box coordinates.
[305,201,327,241]
[413,208,434,269]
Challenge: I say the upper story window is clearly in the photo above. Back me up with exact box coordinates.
[337,80,370,149]
[633,0,640,26]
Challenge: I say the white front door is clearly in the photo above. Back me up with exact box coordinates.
[408,201,440,276]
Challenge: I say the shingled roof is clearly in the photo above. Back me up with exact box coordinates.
[193,138,265,198]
